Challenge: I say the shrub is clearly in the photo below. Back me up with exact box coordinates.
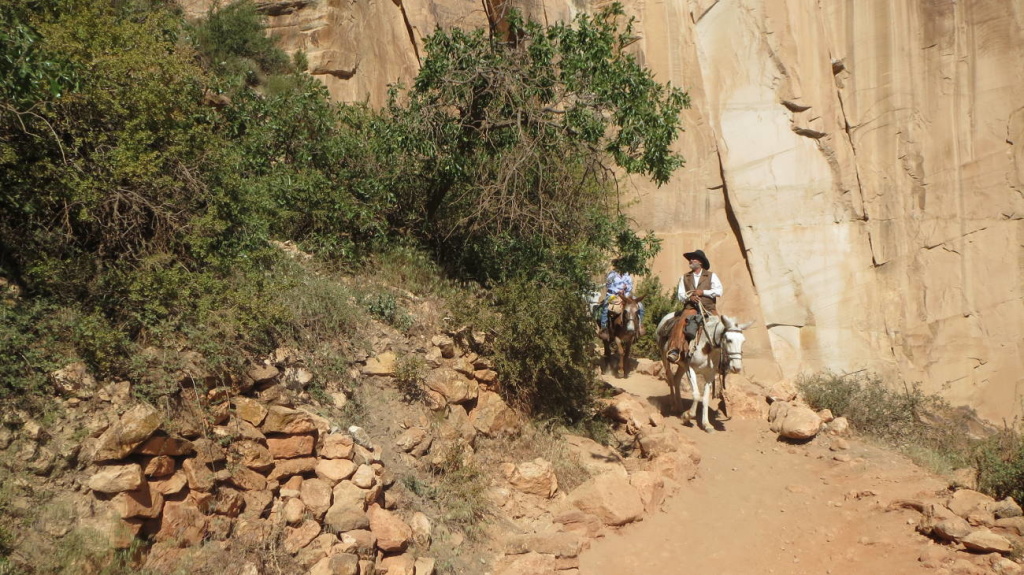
[363,244,466,302]
[190,0,291,87]
[973,428,1024,503]
[0,482,15,571]
[477,422,593,493]
[798,371,861,422]
[798,371,941,446]
[274,260,364,347]
[490,280,598,422]
[425,444,491,535]
[631,275,679,359]
[0,300,73,403]
[393,354,427,403]
[798,370,982,485]
[360,291,413,331]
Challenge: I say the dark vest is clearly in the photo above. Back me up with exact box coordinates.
[683,271,717,313]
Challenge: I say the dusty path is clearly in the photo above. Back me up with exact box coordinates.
[579,371,953,575]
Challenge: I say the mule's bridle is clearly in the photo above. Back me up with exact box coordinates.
[711,322,744,365]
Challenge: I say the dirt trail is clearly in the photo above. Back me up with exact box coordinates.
[579,371,953,575]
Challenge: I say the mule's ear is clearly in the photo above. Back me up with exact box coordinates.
[721,315,735,330]
[636,295,646,303]
[737,320,755,331]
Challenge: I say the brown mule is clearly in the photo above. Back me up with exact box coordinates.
[601,293,645,378]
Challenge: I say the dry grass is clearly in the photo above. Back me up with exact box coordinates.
[476,422,594,494]
[796,370,1024,500]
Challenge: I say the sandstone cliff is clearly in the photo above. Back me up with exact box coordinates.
[179,0,1024,422]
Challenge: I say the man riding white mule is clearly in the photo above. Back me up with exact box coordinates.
[674,249,722,357]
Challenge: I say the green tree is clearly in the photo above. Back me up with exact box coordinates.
[382,5,688,421]
[190,0,291,89]
[0,0,292,389]
[388,3,689,289]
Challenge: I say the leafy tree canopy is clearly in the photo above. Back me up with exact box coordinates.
[0,0,688,424]
[386,4,687,289]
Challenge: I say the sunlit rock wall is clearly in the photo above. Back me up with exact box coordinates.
[628,0,1024,422]
[179,0,1024,422]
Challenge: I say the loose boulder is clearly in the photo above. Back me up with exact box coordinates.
[91,404,163,462]
[769,402,822,440]
[505,458,558,498]
[89,464,144,494]
[567,472,644,526]
[367,503,412,553]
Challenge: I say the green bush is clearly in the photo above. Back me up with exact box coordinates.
[0,482,15,567]
[0,300,71,402]
[393,354,427,403]
[426,445,491,535]
[798,371,861,421]
[0,0,684,432]
[973,429,1024,503]
[363,244,467,302]
[1,0,223,299]
[632,275,679,360]
[221,85,396,262]
[359,291,413,331]
[0,1,79,109]
[490,281,598,421]
[798,371,941,446]
[274,261,364,346]
[798,370,983,483]
[191,0,291,87]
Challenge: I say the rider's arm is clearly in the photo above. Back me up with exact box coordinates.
[676,276,687,302]
[605,271,617,293]
[706,273,723,299]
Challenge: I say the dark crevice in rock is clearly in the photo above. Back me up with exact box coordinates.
[254,0,314,17]
[394,0,421,67]
[690,0,720,25]
[719,149,754,291]
[792,126,826,139]
[782,100,811,113]
[315,67,357,80]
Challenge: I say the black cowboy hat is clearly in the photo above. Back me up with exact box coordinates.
[684,249,711,270]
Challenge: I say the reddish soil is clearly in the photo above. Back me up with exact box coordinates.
[579,371,958,575]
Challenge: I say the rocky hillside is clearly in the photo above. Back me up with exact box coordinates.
[5,274,1023,575]
[1,298,710,575]
[175,0,1024,423]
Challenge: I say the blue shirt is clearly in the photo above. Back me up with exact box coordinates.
[605,270,634,298]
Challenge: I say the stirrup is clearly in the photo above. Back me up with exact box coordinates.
[666,349,680,363]
[598,328,610,342]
